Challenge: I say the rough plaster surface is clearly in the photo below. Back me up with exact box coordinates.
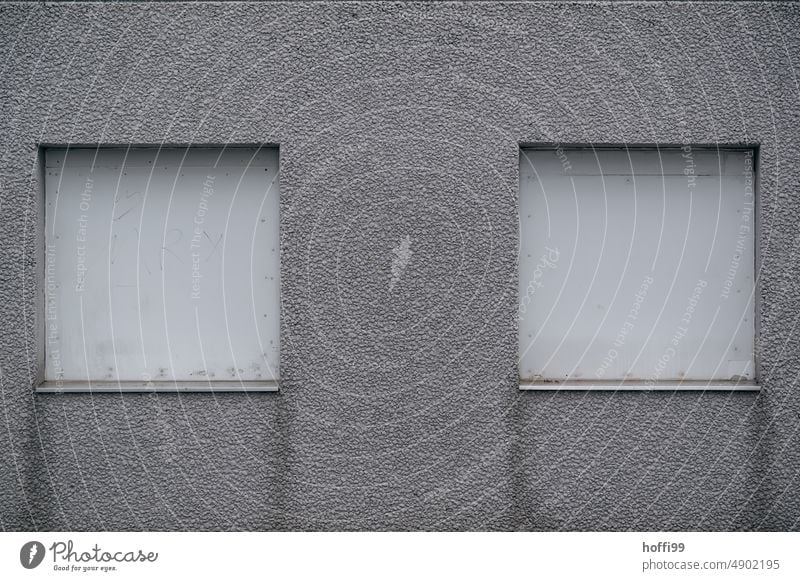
[1,1,799,531]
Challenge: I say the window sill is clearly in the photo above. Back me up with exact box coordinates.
[519,380,759,391]
[36,380,279,393]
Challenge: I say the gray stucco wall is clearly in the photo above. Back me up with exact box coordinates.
[1,1,799,531]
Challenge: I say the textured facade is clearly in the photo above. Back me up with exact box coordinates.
[1,1,799,531]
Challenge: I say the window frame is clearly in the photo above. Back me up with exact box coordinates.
[35,144,281,394]
[517,143,760,391]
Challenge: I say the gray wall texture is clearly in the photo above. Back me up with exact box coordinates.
[1,0,800,531]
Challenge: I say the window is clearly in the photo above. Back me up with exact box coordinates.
[519,146,756,390]
[41,146,279,392]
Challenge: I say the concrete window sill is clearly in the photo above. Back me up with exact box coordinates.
[519,380,759,391]
[35,381,279,394]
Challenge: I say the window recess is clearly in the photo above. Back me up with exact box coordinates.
[518,146,756,391]
[40,146,280,393]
